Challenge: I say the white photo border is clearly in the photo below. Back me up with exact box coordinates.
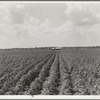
[0,1,99,99]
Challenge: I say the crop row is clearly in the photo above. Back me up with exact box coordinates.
[59,54,74,95]
[0,53,52,95]
[5,53,53,95]
[24,53,56,95]
[41,53,60,95]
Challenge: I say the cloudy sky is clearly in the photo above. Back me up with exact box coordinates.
[0,2,100,48]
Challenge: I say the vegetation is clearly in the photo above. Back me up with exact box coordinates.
[0,48,99,95]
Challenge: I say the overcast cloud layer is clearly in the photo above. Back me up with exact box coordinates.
[0,3,100,48]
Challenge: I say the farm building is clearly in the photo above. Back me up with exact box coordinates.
[51,47,61,50]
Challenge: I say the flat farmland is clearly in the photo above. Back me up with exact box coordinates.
[0,48,100,95]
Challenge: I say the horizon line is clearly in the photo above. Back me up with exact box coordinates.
[0,46,100,49]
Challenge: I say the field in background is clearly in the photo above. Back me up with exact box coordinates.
[0,47,100,95]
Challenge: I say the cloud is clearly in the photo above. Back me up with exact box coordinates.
[51,3,100,46]
[0,3,53,48]
[64,3,100,26]
[0,3,100,48]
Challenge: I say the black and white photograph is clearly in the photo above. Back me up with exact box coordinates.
[0,1,100,98]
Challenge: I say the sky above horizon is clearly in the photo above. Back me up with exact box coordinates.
[0,2,100,48]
